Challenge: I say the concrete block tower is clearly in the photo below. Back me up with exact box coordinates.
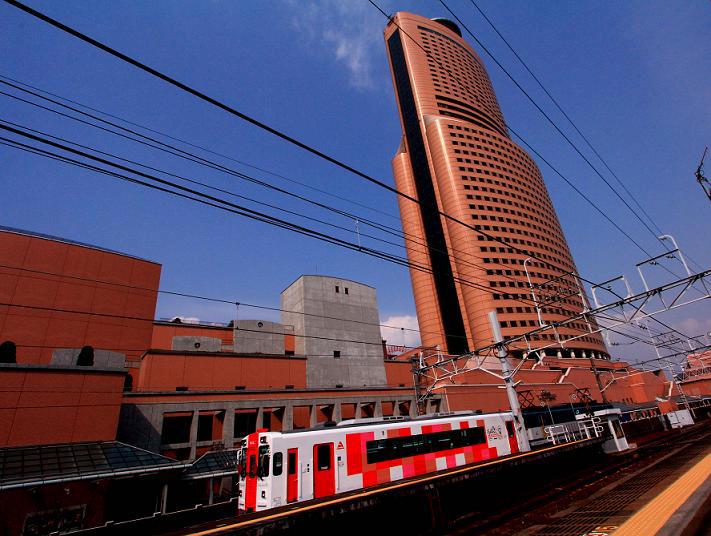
[281,275,386,388]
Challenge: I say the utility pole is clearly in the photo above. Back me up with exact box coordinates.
[489,311,531,451]
[696,147,710,204]
[589,356,609,404]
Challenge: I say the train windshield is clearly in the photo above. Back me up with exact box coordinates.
[238,447,246,479]
[258,445,270,478]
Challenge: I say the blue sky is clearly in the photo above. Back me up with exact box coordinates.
[1,0,709,361]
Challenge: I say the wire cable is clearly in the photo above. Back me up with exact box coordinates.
[0,0,622,295]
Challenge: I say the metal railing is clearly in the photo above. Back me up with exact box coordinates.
[544,417,604,445]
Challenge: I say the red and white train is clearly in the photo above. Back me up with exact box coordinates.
[237,411,520,513]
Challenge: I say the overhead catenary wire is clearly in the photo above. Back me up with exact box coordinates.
[465,0,664,237]
[0,0,626,297]
[0,110,636,356]
[0,73,403,224]
[0,81,599,331]
[4,0,703,361]
[367,2,707,299]
[0,128,544,331]
[436,0,669,250]
[0,80,565,296]
[462,0,707,274]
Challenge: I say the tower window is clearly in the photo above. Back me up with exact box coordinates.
[335,286,340,293]
[334,351,341,359]
[344,287,349,295]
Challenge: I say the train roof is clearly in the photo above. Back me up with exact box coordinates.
[276,410,513,435]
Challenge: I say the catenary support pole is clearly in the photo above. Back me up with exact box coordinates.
[489,311,530,452]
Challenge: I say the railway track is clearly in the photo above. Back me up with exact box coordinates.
[450,423,711,535]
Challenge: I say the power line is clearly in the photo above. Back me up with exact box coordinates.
[0,72,402,223]
[0,80,568,298]
[436,0,667,249]
[0,85,600,339]
[465,0,665,236]
[0,302,410,350]
[6,0,699,359]
[370,1,707,293]
[1,0,616,297]
[0,127,546,330]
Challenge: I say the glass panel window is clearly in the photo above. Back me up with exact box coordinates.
[273,452,283,476]
[316,444,331,471]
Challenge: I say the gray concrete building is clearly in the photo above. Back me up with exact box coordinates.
[233,320,287,354]
[281,275,387,388]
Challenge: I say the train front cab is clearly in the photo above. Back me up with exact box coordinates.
[238,429,272,513]
[239,430,311,513]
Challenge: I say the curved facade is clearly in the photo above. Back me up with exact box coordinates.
[385,13,608,358]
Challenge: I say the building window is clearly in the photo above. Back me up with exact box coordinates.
[197,414,213,442]
[344,287,349,295]
[234,410,257,439]
[161,415,192,445]
[335,285,340,293]
[334,350,341,359]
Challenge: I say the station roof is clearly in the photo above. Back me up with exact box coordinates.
[183,449,239,480]
[0,225,158,264]
[0,441,187,490]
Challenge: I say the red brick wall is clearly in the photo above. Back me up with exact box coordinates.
[0,366,125,447]
[0,229,160,364]
[136,351,307,391]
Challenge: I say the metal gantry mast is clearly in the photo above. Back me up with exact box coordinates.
[695,147,710,204]
[413,263,711,404]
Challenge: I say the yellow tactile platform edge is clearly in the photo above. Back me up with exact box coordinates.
[613,452,711,536]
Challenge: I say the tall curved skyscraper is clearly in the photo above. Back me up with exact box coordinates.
[384,13,608,359]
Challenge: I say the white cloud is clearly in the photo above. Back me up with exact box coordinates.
[170,316,201,324]
[676,317,711,340]
[287,0,388,91]
[380,314,421,348]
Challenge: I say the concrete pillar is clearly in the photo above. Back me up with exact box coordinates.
[309,405,317,428]
[355,402,362,419]
[256,407,264,430]
[160,484,169,514]
[148,406,164,452]
[189,411,199,460]
[374,400,383,418]
[283,404,294,431]
[409,401,418,418]
[223,407,235,449]
[208,478,214,505]
[332,402,342,422]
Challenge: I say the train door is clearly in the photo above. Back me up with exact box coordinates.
[287,448,299,503]
[313,442,335,499]
[241,433,260,512]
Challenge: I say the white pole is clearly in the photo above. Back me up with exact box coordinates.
[489,311,530,452]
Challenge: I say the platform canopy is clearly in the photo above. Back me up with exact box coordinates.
[183,448,239,480]
[0,441,187,490]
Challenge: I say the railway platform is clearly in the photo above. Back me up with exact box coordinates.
[499,423,711,536]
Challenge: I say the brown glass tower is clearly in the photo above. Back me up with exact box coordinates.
[385,13,608,359]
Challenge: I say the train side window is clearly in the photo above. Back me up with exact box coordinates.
[366,427,486,464]
[317,444,331,470]
[288,452,297,475]
[273,452,283,476]
[506,421,515,437]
